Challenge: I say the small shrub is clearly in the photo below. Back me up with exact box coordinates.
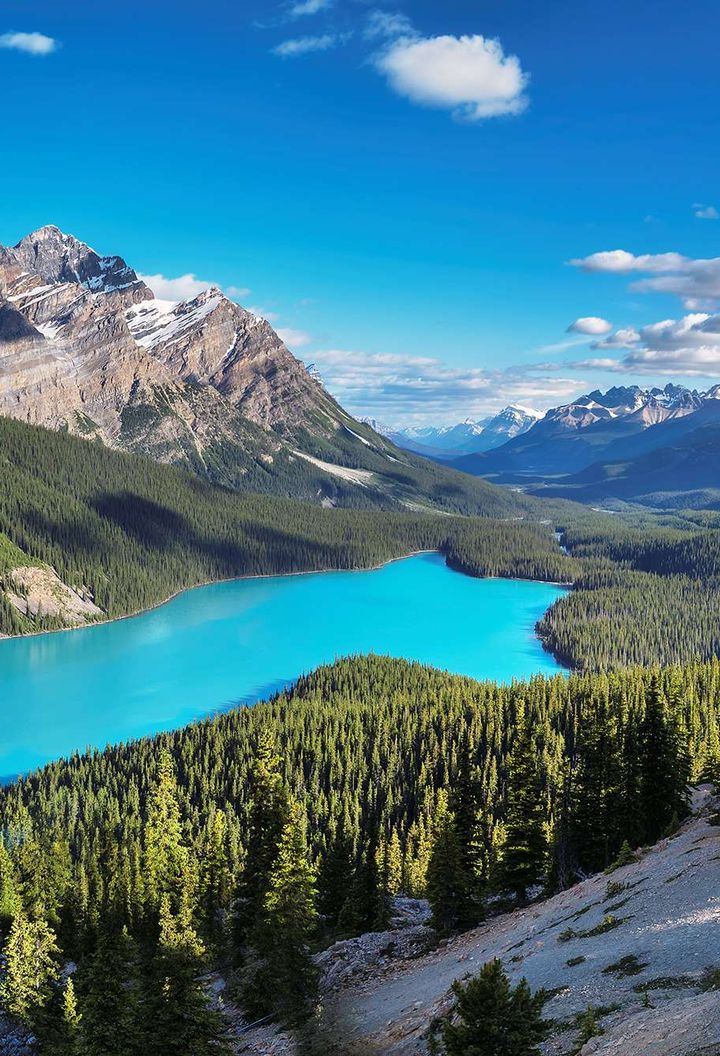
[604,880,627,900]
[566,956,585,967]
[585,914,625,937]
[557,914,626,943]
[634,975,695,993]
[574,1007,603,1054]
[700,967,720,992]
[605,841,639,873]
[602,954,648,977]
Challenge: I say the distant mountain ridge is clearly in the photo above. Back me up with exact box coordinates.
[448,382,720,509]
[0,225,525,517]
[364,405,540,458]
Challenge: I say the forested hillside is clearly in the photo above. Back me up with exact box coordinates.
[0,655,710,1049]
[2,416,720,674]
[0,416,570,638]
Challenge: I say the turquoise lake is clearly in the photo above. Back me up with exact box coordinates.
[0,553,565,776]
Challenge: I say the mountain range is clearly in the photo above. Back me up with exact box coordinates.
[0,226,520,517]
[364,405,540,458]
[446,383,720,508]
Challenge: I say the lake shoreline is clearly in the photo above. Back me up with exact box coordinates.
[0,549,573,646]
[0,557,568,776]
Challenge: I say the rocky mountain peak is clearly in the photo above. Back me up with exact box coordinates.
[13,225,151,303]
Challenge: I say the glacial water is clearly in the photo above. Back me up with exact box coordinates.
[0,553,566,775]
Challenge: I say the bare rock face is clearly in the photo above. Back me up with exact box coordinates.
[6,565,103,626]
[13,225,151,303]
[579,992,720,1056]
[0,226,351,484]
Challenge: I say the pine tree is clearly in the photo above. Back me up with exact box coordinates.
[45,976,82,1056]
[198,809,232,948]
[639,674,686,844]
[426,791,479,933]
[317,830,355,932]
[450,737,487,887]
[233,731,291,951]
[502,703,548,901]
[77,925,141,1056]
[0,913,60,1028]
[142,896,228,1056]
[439,958,547,1056]
[244,799,319,1027]
[0,841,22,933]
[143,750,191,918]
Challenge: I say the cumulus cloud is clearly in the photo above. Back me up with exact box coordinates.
[0,31,59,56]
[290,0,332,15]
[570,249,720,305]
[591,327,641,350]
[570,313,720,376]
[694,203,719,220]
[277,327,313,347]
[567,316,612,336]
[310,347,583,422]
[139,273,249,302]
[272,33,339,56]
[374,33,529,121]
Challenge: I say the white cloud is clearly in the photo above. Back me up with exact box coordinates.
[364,11,417,40]
[570,249,720,304]
[694,203,719,221]
[225,284,252,300]
[277,327,313,347]
[0,31,59,56]
[572,313,720,376]
[272,33,338,56]
[139,273,249,302]
[248,305,280,322]
[310,347,583,422]
[567,316,612,336]
[290,0,332,14]
[592,327,641,350]
[374,33,529,121]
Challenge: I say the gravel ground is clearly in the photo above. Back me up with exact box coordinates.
[321,786,720,1055]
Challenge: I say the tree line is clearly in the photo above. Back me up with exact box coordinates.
[0,655,708,1049]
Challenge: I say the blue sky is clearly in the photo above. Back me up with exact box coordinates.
[2,0,720,424]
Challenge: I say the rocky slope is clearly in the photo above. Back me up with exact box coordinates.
[314,786,720,1056]
[0,226,513,515]
[232,787,720,1056]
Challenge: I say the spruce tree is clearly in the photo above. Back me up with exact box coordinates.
[198,809,232,948]
[450,737,487,887]
[0,841,22,933]
[142,896,228,1056]
[0,913,60,1028]
[244,799,319,1027]
[639,674,686,844]
[77,925,141,1056]
[439,958,547,1056]
[44,977,82,1056]
[233,731,291,951]
[143,750,191,918]
[426,791,480,932]
[570,695,622,874]
[502,703,547,901]
[317,830,355,932]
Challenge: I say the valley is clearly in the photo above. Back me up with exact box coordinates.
[2,6,718,1054]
